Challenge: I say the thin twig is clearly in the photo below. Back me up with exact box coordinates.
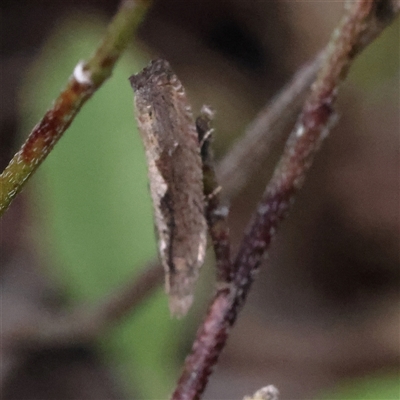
[0,0,152,217]
[216,52,323,201]
[5,262,163,349]
[171,1,399,399]
[196,107,232,284]
[216,0,400,201]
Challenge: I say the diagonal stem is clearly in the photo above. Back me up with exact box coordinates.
[171,1,399,399]
[0,0,152,217]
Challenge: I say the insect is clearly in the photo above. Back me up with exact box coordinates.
[129,59,207,317]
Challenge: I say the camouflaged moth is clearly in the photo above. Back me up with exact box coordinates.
[129,59,207,317]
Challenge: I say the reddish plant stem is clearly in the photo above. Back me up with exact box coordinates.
[169,112,235,400]
[0,0,151,216]
[171,285,235,400]
[171,1,398,399]
[0,80,92,213]
[216,0,399,202]
[216,52,323,201]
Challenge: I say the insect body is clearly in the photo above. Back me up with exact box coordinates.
[129,59,207,317]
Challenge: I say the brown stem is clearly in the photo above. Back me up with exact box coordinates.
[196,107,233,284]
[171,1,399,399]
[216,52,323,201]
[216,0,400,202]
[0,0,152,217]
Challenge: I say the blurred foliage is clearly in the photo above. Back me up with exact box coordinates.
[318,372,400,400]
[348,18,399,88]
[19,13,183,399]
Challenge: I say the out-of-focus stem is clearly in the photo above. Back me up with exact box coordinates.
[171,2,399,399]
[0,0,152,217]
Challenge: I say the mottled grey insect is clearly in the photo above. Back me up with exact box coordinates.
[129,59,207,317]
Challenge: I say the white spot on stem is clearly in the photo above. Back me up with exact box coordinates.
[295,124,305,138]
[73,61,93,85]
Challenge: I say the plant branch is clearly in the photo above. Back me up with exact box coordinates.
[5,261,163,349]
[216,52,323,201]
[171,1,399,399]
[216,0,399,201]
[0,0,152,217]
